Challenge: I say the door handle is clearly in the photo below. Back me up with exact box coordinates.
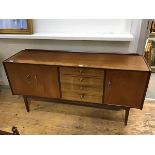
[26,74,31,84]
[108,80,112,88]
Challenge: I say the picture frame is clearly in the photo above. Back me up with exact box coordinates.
[0,19,33,34]
[148,19,155,37]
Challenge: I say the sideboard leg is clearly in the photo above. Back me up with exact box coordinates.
[23,96,30,112]
[124,108,130,126]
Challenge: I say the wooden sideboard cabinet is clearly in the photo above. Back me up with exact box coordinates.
[3,49,151,125]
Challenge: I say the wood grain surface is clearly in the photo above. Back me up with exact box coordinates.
[60,75,103,86]
[4,63,60,98]
[104,70,149,108]
[61,92,103,104]
[4,49,150,71]
[61,83,103,96]
[60,66,104,77]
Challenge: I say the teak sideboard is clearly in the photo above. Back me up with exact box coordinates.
[3,49,151,125]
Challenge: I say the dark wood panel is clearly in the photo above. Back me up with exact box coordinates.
[4,49,150,71]
[4,63,60,98]
[104,70,149,108]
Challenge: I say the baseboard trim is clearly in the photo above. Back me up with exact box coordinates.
[0,85,10,89]
[145,98,155,102]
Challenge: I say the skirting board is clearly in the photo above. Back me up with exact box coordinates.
[145,98,155,102]
[0,85,10,89]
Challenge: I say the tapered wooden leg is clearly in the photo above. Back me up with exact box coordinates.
[124,108,130,126]
[23,96,30,112]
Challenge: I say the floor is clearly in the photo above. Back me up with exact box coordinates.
[146,73,155,99]
[0,88,155,135]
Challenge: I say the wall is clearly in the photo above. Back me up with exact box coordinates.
[33,19,132,34]
[0,19,147,85]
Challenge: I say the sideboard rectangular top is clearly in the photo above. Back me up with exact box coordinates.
[4,49,150,71]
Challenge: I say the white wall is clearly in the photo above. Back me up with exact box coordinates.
[0,19,147,85]
[33,19,132,34]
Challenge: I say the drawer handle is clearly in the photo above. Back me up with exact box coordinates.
[80,86,84,90]
[80,94,85,99]
[79,69,83,73]
[79,78,84,82]
[108,80,112,87]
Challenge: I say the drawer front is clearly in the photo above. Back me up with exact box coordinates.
[61,83,103,96]
[4,63,60,98]
[60,75,103,86]
[62,92,103,104]
[60,67,104,78]
[60,67,104,104]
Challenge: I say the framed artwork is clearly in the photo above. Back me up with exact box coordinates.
[0,19,33,34]
[148,19,155,36]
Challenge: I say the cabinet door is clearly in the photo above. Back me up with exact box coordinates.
[4,63,60,98]
[104,70,149,108]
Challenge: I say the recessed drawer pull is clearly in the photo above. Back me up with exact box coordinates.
[79,69,83,73]
[79,78,83,82]
[80,86,84,90]
[80,94,85,99]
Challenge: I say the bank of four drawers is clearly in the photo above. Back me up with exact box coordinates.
[59,67,104,104]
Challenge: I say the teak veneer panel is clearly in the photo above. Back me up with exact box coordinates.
[60,66,104,77]
[4,63,60,98]
[4,49,150,71]
[61,92,103,104]
[61,83,103,96]
[60,75,103,86]
[104,70,149,108]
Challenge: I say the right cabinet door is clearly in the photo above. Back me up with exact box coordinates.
[104,70,149,109]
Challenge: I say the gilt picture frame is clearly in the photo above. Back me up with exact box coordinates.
[0,19,33,34]
[148,19,155,37]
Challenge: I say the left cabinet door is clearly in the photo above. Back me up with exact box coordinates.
[4,63,60,98]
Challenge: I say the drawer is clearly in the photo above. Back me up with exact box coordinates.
[60,75,103,86]
[61,83,103,96]
[60,67,104,78]
[61,92,103,104]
